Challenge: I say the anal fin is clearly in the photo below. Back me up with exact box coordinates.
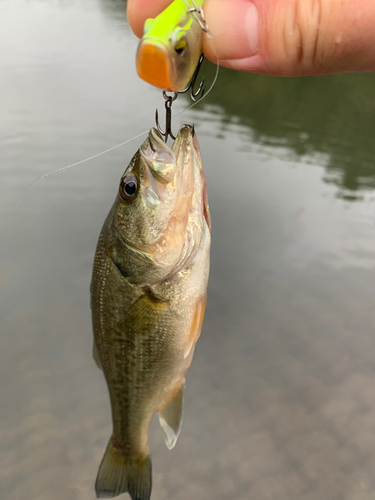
[158,383,184,450]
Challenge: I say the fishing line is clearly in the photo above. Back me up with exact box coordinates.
[15,130,149,208]
[15,26,220,209]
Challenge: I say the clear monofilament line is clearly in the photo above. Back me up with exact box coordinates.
[15,28,220,209]
[15,130,149,208]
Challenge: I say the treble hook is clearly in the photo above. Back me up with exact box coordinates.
[180,0,212,102]
[155,91,178,143]
[180,53,205,103]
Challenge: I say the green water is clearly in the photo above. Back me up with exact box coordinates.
[2,1,375,499]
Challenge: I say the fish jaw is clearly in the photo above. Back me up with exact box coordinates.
[143,125,206,275]
[165,124,209,274]
[112,125,207,285]
[140,128,177,186]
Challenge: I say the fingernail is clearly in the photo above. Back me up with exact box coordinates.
[246,3,259,55]
[206,0,259,61]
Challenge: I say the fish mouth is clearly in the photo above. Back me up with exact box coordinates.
[118,125,201,256]
[172,124,199,157]
[141,126,199,187]
[139,125,200,212]
[114,125,207,284]
[140,128,176,186]
[136,39,174,91]
[172,125,211,230]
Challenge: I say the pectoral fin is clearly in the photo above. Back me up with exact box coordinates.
[184,295,206,359]
[93,342,102,369]
[158,383,184,450]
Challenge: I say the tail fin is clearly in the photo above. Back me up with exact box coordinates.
[95,439,152,500]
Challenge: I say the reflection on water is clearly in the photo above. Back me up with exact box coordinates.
[202,64,375,200]
[2,1,375,500]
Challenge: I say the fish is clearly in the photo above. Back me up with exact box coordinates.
[136,0,205,91]
[90,124,211,500]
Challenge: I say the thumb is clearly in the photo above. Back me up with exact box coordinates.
[204,0,375,76]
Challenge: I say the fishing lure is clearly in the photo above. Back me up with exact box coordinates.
[136,0,209,93]
[136,0,212,143]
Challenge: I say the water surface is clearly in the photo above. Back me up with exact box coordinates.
[2,1,375,499]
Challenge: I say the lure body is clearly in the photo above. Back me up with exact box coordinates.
[136,0,205,91]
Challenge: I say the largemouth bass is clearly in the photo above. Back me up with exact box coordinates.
[136,0,205,91]
[91,125,211,499]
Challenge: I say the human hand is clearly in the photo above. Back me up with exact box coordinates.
[127,0,375,76]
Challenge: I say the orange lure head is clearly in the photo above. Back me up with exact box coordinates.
[136,2,203,92]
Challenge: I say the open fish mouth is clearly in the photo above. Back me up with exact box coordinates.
[141,128,177,186]
[113,125,205,281]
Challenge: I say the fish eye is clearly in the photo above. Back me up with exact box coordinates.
[174,39,186,56]
[119,174,138,201]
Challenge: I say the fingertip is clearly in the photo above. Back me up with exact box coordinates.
[202,0,263,71]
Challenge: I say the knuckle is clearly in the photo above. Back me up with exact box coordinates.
[267,0,327,74]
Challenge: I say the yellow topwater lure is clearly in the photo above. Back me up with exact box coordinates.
[136,0,209,93]
[136,0,212,143]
